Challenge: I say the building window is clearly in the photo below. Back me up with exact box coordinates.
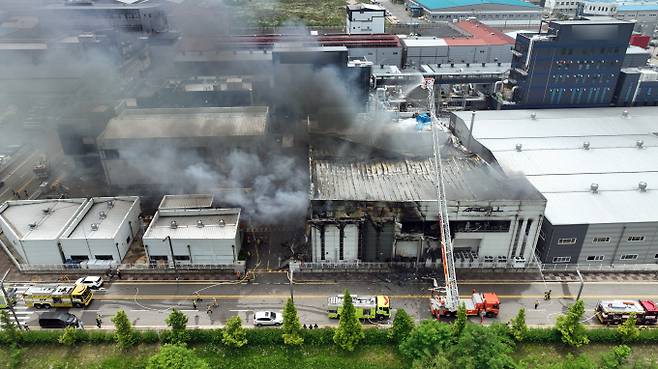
[552,256,571,263]
[174,255,191,261]
[627,235,645,242]
[557,237,577,245]
[95,255,114,261]
[586,255,605,261]
[592,236,610,243]
[69,255,89,261]
[620,254,639,260]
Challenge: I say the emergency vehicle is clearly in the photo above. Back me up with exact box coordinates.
[327,294,391,320]
[23,283,93,309]
[430,290,500,318]
[595,300,658,325]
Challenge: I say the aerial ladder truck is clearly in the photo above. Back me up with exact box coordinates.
[423,79,500,319]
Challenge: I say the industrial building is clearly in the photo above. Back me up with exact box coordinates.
[158,194,214,210]
[59,197,141,264]
[96,106,270,189]
[346,4,386,35]
[450,107,658,267]
[580,0,658,36]
[40,0,169,34]
[498,18,635,108]
[401,21,515,67]
[308,127,546,268]
[142,207,241,266]
[406,0,542,28]
[0,199,88,265]
[545,0,583,18]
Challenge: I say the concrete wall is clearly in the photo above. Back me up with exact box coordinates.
[19,239,64,265]
[144,237,238,265]
[348,47,403,66]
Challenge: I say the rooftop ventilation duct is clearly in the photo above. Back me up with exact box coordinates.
[99,211,107,220]
[90,223,99,231]
[622,110,629,117]
[28,223,37,230]
[219,219,226,227]
[515,143,523,152]
[42,208,51,215]
[636,140,644,149]
[639,181,648,192]
[530,112,537,120]
[590,183,599,193]
[583,141,590,150]
[170,220,178,229]
[196,220,204,228]
[107,200,114,209]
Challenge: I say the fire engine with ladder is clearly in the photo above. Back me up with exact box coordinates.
[423,78,501,319]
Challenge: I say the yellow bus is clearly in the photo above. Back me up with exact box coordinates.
[23,283,93,309]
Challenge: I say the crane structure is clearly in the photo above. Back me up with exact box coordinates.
[424,78,501,319]
[424,78,460,313]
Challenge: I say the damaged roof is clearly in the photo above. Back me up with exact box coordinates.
[311,156,542,202]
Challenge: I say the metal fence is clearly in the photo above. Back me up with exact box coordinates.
[298,260,541,272]
[19,262,245,274]
[540,263,658,273]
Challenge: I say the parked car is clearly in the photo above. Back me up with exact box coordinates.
[253,311,283,326]
[38,312,81,329]
[75,276,104,289]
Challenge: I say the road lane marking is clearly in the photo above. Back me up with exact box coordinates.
[94,294,658,300]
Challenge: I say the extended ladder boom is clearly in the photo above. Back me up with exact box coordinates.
[426,78,460,312]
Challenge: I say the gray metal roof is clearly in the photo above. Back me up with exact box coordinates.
[0,199,87,241]
[63,197,139,240]
[99,107,268,141]
[452,107,658,225]
[158,194,214,210]
[143,208,240,240]
[311,156,542,202]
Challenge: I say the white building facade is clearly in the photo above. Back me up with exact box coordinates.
[346,4,386,35]
[142,208,241,266]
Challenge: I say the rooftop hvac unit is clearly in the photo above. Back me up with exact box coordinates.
[639,181,648,192]
[28,223,37,230]
[107,200,114,209]
[515,143,523,152]
[582,141,590,150]
[590,183,599,193]
[636,140,644,149]
[170,220,178,229]
[219,219,226,227]
[99,211,107,220]
[91,223,99,231]
[196,220,205,228]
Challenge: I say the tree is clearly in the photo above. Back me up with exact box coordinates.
[388,308,415,344]
[282,298,304,346]
[450,323,515,369]
[222,315,247,348]
[452,303,468,338]
[58,326,77,346]
[617,314,639,343]
[399,320,452,361]
[556,300,589,347]
[165,309,190,345]
[333,289,364,352]
[510,308,528,342]
[411,353,451,369]
[146,344,210,369]
[111,310,137,350]
[600,345,632,369]
[0,309,21,346]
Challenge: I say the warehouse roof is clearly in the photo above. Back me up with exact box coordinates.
[618,2,658,11]
[414,0,538,11]
[99,107,268,140]
[158,194,214,210]
[311,155,542,202]
[0,199,87,241]
[63,197,139,240]
[143,208,240,240]
[451,107,658,225]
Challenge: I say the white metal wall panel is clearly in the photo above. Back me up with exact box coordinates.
[343,224,359,261]
[395,240,420,258]
[324,225,340,261]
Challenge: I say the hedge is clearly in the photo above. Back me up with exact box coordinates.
[3,325,658,347]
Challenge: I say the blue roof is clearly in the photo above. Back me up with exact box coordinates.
[618,2,658,10]
[414,0,539,10]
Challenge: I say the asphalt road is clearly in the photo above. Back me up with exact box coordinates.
[7,277,658,330]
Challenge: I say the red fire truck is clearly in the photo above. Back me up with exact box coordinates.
[595,300,658,325]
[431,290,500,318]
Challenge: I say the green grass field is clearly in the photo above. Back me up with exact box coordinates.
[223,0,349,27]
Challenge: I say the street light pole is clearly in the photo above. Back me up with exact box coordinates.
[576,269,584,301]
[1,269,23,330]
[162,236,177,272]
[288,261,294,303]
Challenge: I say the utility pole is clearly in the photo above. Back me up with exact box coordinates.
[1,269,23,330]
[576,269,584,301]
[162,236,177,272]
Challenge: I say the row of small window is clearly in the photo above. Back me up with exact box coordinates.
[560,47,620,55]
[553,254,658,263]
[557,235,646,245]
[557,1,576,6]
[431,13,536,20]
[586,5,616,12]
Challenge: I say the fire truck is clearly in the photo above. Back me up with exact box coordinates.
[422,78,499,320]
[22,283,93,309]
[327,294,391,320]
[595,300,658,325]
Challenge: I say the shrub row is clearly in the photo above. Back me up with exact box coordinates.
[523,327,658,344]
[1,326,392,347]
